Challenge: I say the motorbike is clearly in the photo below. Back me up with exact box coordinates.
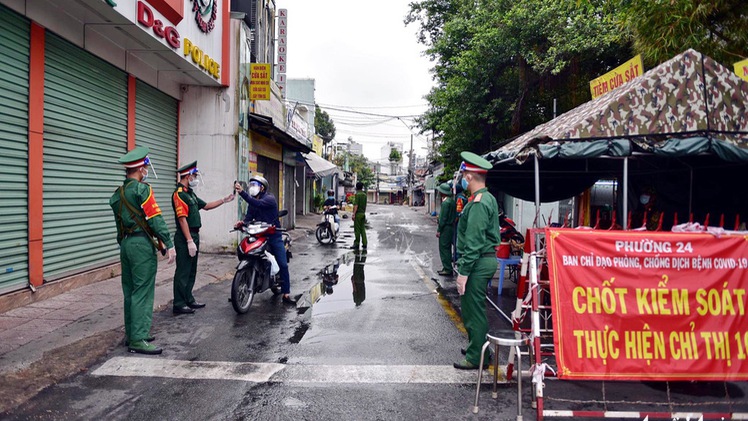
[499,212,525,244]
[230,210,292,314]
[315,205,339,244]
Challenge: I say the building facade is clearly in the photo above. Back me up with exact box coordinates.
[0,0,232,295]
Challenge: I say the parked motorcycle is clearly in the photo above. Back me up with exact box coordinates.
[499,212,525,244]
[315,205,339,244]
[230,210,292,314]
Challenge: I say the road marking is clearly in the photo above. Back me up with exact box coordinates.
[92,356,506,384]
[411,259,467,335]
[93,356,285,383]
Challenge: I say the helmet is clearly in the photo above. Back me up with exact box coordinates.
[249,175,268,192]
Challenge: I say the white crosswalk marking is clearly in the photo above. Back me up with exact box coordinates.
[92,356,507,384]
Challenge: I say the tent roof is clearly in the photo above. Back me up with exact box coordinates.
[486,49,748,165]
[302,152,338,178]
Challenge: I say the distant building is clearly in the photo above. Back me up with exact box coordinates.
[349,140,363,156]
[381,141,404,160]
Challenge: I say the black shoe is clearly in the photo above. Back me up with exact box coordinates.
[362,245,367,249]
[453,359,489,370]
[351,245,359,249]
[282,295,297,305]
[125,336,155,347]
[461,348,492,362]
[187,301,206,309]
[173,306,195,315]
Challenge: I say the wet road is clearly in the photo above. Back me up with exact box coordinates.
[2,205,525,421]
[7,204,747,421]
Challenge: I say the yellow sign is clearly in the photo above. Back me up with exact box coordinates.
[589,55,644,99]
[734,58,748,82]
[250,63,271,100]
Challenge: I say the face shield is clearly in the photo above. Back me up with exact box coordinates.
[185,167,204,188]
[143,156,158,179]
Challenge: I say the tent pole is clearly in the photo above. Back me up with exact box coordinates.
[623,157,629,230]
[534,154,540,227]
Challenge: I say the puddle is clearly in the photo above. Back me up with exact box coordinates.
[301,251,390,315]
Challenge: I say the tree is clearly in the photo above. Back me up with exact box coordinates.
[407,0,632,168]
[612,0,748,66]
[333,152,376,188]
[388,148,402,163]
[315,105,336,157]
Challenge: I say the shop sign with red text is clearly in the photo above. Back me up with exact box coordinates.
[546,228,748,381]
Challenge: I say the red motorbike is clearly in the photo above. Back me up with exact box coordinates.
[230,210,292,314]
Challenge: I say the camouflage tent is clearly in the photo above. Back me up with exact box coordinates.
[483,50,748,228]
[486,49,748,166]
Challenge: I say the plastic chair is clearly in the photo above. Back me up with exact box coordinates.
[491,255,521,295]
[473,330,530,420]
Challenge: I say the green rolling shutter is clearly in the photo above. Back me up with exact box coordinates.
[0,6,30,294]
[135,80,178,232]
[43,33,127,279]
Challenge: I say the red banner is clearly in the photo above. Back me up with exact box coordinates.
[546,228,748,381]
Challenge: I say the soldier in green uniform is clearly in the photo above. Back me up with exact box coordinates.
[171,161,235,314]
[453,151,500,370]
[109,146,176,355]
[352,181,368,249]
[436,182,456,276]
[351,252,367,306]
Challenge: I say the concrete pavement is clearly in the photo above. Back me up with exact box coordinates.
[0,212,322,412]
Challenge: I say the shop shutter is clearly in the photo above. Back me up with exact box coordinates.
[43,33,127,279]
[135,80,178,233]
[0,6,30,294]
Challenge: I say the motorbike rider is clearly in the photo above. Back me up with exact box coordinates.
[323,189,340,224]
[233,175,295,305]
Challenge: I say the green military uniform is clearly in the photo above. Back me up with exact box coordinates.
[109,147,173,351]
[352,189,368,249]
[352,253,367,306]
[456,152,500,367]
[171,165,207,308]
[437,183,456,274]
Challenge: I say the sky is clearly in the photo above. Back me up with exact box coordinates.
[277,0,435,162]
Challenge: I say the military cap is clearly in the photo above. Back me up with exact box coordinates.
[118,146,151,168]
[459,151,492,173]
[177,161,199,177]
[437,182,452,195]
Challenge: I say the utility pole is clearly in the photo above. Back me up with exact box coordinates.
[408,134,413,206]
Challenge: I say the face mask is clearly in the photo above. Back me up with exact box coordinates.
[141,168,149,182]
[249,185,261,197]
[640,194,650,205]
[460,177,468,191]
[188,178,199,188]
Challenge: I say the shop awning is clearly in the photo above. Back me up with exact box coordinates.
[302,152,338,178]
[249,112,313,153]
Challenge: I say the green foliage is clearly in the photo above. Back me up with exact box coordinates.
[407,0,632,169]
[313,193,324,211]
[388,148,402,163]
[333,152,376,189]
[315,105,336,141]
[611,0,748,66]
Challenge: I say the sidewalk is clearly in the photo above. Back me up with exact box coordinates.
[0,212,319,412]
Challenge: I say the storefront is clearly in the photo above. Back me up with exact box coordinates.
[0,0,229,295]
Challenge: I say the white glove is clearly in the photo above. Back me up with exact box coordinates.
[187,240,198,257]
[167,247,177,264]
[222,193,235,203]
[456,274,468,296]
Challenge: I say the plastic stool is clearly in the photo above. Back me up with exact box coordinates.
[472,330,530,420]
[491,256,521,295]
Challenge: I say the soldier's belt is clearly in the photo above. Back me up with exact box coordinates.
[481,252,495,257]
[124,231,149,239]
